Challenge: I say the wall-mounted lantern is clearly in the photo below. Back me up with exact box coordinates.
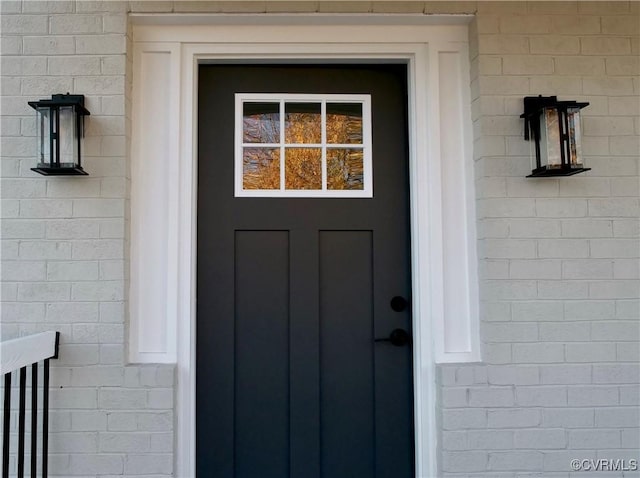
[28,93,90,176]
[521,95,589,177]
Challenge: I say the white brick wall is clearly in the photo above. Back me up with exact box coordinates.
[1,1,174,477]
[1,1,638,477]
[440,0,639,476]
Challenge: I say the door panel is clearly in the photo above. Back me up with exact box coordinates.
[319,231,374,478]
[235,231,290,478]
[197,64,413,478]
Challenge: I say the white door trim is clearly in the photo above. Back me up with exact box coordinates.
[130,16,478,478]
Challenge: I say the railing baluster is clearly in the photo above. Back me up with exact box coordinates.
[17,367,26,478]
[31,364,38,478]
[3,373,11,478]
[42,360,49,478]
[0,333,59,478]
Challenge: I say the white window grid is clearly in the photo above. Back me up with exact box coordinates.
[235,93,373,198]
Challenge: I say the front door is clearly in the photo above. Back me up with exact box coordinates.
[197,64,414,478]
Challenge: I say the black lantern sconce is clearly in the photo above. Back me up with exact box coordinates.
[521,95,589,177]
[28,93,90,175]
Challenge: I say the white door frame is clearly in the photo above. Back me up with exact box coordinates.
[130,17,478,478]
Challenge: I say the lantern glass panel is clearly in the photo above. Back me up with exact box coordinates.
[36,107,51,165]
[59,106,79,166]
[528,122,536,172]
[568,107,583,167]
[540,107,562,169]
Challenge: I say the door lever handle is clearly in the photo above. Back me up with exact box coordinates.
[375,328,412,347]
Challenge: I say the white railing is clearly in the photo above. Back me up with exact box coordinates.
[1,331,59,478]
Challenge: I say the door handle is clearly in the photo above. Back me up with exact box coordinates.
[375,328,412,347]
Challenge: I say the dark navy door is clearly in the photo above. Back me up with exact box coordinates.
[197,64,414,478]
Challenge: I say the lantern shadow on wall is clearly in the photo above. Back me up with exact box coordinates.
[28,93,90,176]
[521,95,590,178]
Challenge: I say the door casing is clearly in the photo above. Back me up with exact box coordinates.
[187,48,432,478]
[130,17,477,478]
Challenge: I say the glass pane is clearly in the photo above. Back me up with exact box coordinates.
[326,103,363,144]
[541,108,561,168]
[285,148,321,190]
[327,149,364,190]
[243,148,280,190]
[285,103,321,144]
[36,107,50,164]
[59,106,78,166]
[568,107,583,166]
[243,103,280,143]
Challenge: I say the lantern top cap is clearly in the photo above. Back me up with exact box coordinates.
[28,93,90,115]
[520,95,588,119]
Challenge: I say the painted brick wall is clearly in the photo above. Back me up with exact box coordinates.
[1,1,638,477]
[442,1,639,476]
[1,1,174,476]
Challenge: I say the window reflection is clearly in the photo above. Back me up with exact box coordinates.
[243,148,280,189]
[285,148,322,190]
[326,103,363,144]
[285,103,321,144]
[243,103,280,143]
[327,149,364,190]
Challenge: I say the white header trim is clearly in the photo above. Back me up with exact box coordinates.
[131,13,473,27]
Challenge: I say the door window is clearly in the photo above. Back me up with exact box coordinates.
[235,94,372,197]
